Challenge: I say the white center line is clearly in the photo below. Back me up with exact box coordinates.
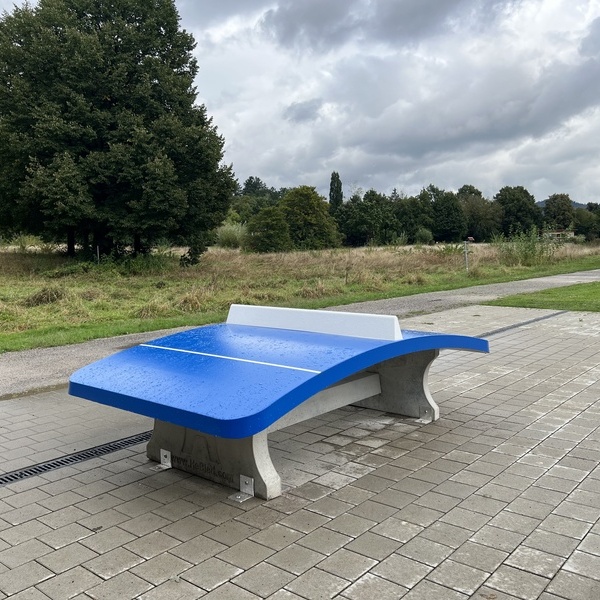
[140,344,322,374]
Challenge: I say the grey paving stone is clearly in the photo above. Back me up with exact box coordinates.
[37,541,99,574]
[137,578,205,599]
[266,543,325,576]
[577,532,600,556]
[341,572,408,599]
[345,531,401,560]
[249,524,303,551]
[216,539,275,570]
[370,516,423,543]
[36,566,103,600]
[488,511,542,535]
[420,521,472,548]
[182,557,243,591]
[160,515,213,542]
[318,548,376,581]
[472,524,526,553]
[124,530,180,559]
[525,528,581,558]
[398,535,454,569]
[132,552,194,586]
[170,535,228,565]
[234,505,283,529]
[202,520,257,546]
[450,541,508,572]
[540,514,593,539]
[547,570,600,599]
[201,583,260,598]
[0,561,54,596]
[232,562,295,596]
[285,567,349,599]
[84,547,145,579]
[38,522,95,550]
[279,509,330,533]
[400,579,470,599]
[79,526,136,554]
[0,539,53,569]
[505,546,565,578]
[297,527,352,556]
[371,553,432,588]
[86,571,153,599]
[323,513,375,537]
[486,564,550,600]
[0,519,53,546]
[428,558,490,595]
[563,550,600,581]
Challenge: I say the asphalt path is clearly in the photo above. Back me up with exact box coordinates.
[1,269,599,399]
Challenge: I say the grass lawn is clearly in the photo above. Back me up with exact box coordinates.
[1,243,599,352]
[487,282,600,312]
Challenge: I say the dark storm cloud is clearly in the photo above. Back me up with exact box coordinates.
[261,0,364,50]
[283,99,324,123]
[366,0,467,41]
[259,0,524,50]
[176,0,271,26]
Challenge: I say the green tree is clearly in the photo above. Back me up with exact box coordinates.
[0,0,235,258]
[543,193,574,230]
[336,189,398,247]
[329,171,343,215]
[280,186,341,249]
[429,186,466,242]
[573,208,599,240]
[393,193,432,243]
[241,176,269,197]
[245,207,292,253]
[493,186,542,236]
[457,185,501,241]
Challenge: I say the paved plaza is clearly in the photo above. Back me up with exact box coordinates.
[1,298,600,598]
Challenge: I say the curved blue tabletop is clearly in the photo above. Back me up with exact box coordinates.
[69,324,489,439]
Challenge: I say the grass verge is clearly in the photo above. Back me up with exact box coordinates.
[486,282,600,312]
[1,243,599,352]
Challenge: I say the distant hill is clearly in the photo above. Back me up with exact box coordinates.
[536,200,587,209]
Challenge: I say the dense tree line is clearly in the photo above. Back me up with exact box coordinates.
[229,175,599,252]
[0,0,235,262]
[0,1,596,258]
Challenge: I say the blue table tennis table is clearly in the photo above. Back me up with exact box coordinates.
[69,304,489,499]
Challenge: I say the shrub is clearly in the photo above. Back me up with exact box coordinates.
[216,223,247,249]
[414,227,433,245]
[492,228,562,266]
[245,207,293,253]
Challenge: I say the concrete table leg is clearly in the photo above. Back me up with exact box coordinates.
[147,421,282,499]
[358,349,440,422]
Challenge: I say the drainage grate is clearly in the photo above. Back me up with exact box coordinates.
[0,430,152,487]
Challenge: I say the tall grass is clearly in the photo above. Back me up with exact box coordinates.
[491,228,562,266]
[1,242,599,351]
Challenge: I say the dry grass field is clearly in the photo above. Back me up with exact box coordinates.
[1,242,599,352]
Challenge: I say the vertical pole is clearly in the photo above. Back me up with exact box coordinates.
[464,240,469,272]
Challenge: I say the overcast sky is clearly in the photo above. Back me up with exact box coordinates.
[3,0,600,202]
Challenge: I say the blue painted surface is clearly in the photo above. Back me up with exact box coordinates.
[69,324,489,439]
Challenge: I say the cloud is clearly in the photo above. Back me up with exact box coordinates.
[283,99,324,123]
[1,0,599,204]
[580,16,600,58]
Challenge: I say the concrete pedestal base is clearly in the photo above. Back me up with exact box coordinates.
[146,349,439,499]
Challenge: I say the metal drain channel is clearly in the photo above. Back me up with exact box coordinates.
[0,430,152,487]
